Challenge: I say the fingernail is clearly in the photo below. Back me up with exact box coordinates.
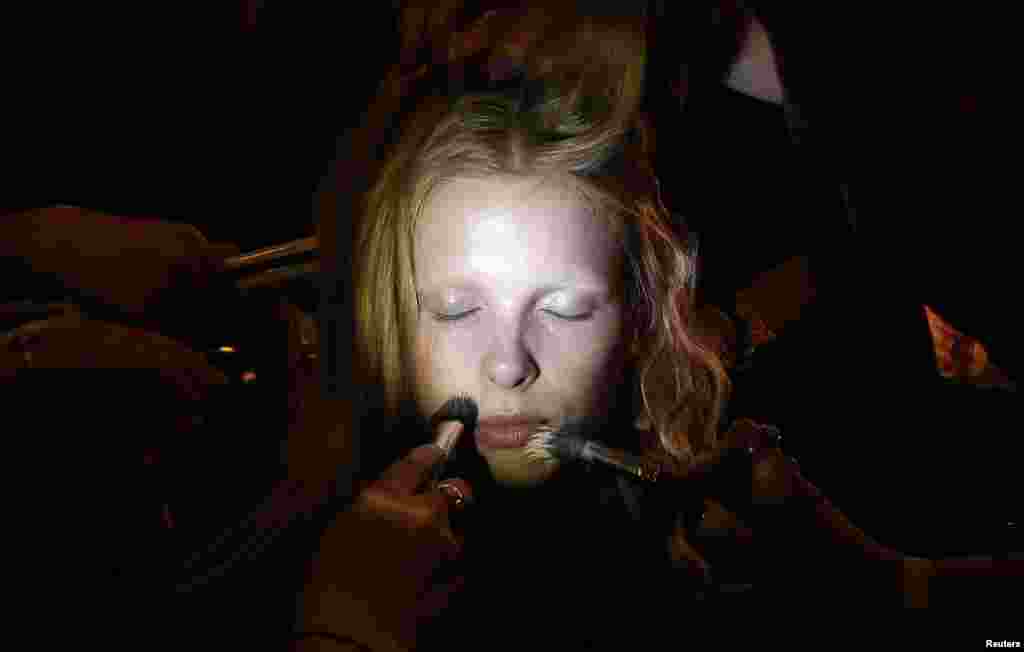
[439,482,471,511]
[434,420,464,455]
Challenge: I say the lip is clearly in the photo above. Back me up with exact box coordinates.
[475,415,547,450]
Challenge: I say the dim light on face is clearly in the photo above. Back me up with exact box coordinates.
[413,175,631,487]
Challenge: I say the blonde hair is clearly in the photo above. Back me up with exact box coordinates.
[354,10,730,465]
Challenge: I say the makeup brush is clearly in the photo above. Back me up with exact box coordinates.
[428,393,479,488]
[523,417,777,490]
[524,422,667,483]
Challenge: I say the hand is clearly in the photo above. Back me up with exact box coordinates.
[677,419,1021,605]
[680,418,796,513]
[3,206,238,316]
[296,440,473,652]
[686,419,927,601]
[664,420,784,586]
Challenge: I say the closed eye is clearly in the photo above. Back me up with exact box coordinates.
[432,309,481,322]
[542,310,594,322]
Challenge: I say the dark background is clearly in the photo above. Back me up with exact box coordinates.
[4,1,399,253]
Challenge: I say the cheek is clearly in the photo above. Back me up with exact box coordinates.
[412,324,443,404]
[540,316,628,406]
[412,321,479,403]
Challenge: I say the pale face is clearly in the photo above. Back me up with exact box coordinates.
[413,175,630,487]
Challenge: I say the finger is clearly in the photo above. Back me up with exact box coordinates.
[695,499,755,547]
[668,522,713,588]
[726,418,782,458]
[418,480,473,548]
[700,498,739,533]
[434,477,474,512]
[435,478,475,536]
[374,444,445,495]
[421,480,472,535]
[752,452,798,504]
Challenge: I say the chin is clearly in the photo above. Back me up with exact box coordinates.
[480,448,561,488]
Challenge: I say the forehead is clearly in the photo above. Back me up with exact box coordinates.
[415,175,619,286]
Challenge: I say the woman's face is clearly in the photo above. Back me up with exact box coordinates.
[413,175,630,487]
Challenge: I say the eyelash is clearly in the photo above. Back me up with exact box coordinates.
[431,309,593,323]
[432,309,480,322]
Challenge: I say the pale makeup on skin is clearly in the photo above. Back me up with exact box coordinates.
[413,175,633,487]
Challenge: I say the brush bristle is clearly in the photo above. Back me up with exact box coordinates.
[430,393,479,434]
[523,430,557,463]
[523,424,588,462]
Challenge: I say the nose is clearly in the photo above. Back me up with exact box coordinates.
[484,334,538,390]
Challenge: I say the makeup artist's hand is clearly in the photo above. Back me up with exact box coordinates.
[687,419,950,606]
[693,418,797,509]
[673,419,799,584]
[296,442,473,652]
[3,206,238,317]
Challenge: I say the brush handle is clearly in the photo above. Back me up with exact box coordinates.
[580,441,663,483]
[426,435,459,490]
